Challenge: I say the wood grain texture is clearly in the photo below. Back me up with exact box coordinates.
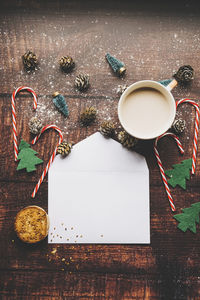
[1,1,200,299]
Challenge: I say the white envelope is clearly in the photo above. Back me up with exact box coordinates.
[48,132,150,244]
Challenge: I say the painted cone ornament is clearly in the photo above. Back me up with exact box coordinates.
[173,65,194,83]
[75,74,90,91]
[22,50,38,70]
[59,56,75,72]
[105,53,126,76]
[118,130,137,149]
[52,92,69,117]
[172,118,186,134]
[28,117,43,135]
[56,142,72,157]
[100,121,115,137]
[80,106,97,126]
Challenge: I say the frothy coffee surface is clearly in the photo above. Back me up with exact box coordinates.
[121,87,171,139]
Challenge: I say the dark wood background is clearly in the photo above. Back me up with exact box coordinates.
[1,1,200,299]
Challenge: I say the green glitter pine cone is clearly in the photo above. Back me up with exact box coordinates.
[80,106,97,126]
[118,130,138,149]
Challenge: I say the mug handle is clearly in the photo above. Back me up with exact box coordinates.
[166,79,178,91]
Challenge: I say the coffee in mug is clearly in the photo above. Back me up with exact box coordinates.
[118,80,176,139]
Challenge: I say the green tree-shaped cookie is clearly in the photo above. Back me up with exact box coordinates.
[17,139,43,172]
[174,202,200,233]
[165,158,192,190]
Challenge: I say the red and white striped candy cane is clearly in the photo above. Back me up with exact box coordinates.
[31,124,63,198]
[176,98,200,175]
[11,86,37,161]
[154,132,184,212]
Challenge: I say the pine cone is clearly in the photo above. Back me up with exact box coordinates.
[59,56,75,72]
[118,130,138,149]
[173,65,194,83]
[100,121,115,137]
[172,118,186,134]
[80,106,97,126]
[22,50,38,70]
[56,142,72,157]
[28,117,43,135]
[117,84,128,95]
[75,74,90,91]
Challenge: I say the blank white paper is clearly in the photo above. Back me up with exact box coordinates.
[48,132,150,244]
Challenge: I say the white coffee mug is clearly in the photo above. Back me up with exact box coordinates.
[118,80,177,140]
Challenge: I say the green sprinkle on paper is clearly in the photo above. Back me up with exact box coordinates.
[17,139,43,172]
[165,158,192,190]
[174,202,200,233]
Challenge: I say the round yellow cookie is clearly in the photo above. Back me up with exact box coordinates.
[14,206,49,243]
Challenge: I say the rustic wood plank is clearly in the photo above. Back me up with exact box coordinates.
[1,1,200,298]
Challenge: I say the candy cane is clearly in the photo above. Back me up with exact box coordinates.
[11,86,37,161]
[31,124,63,198]
[154,132,184,211]
[176,98,200,175]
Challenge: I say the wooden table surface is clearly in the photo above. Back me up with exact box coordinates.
[1,1,200,299]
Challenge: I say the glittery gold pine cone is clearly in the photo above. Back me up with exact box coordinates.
[118,130,138,149]
[80,106,97,126]
[100,121,115,137]
[56,142,72,157]
[22,50,38,70]
[75,74,90,91]
[59,56,75,72]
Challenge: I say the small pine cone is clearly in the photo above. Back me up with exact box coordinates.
[118,130,138,149]
[100,121,115,137]
[75,74,90,91]
[57,142,72,157]
[172,118,186,134]
[59,56,75,72]
[28,117,43,135]
[116,84,128,96]
[22,50,38,70]
[80,106,97,126]
[173,65,194,83]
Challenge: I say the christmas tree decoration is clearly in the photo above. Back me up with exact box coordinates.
[172,118,186,134]
[165,158,192,190]
[59,56,75,72]
[75,74,90,91]
[11,86,38,161]
[116,84,128,95]
[118,130,138,149]
[173,65,194,83]
[28,117,43,135]
[22,50,38,70]
[80,106,97,126]
[17,139,43,173]
[31,125,63,198]
[100,121,115,137]
[105,53,126,76]
[15,206,49,243]
[173,202,200,233]
[52,92,69,117]
[159,79,173,87]
[56,142,73,157]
